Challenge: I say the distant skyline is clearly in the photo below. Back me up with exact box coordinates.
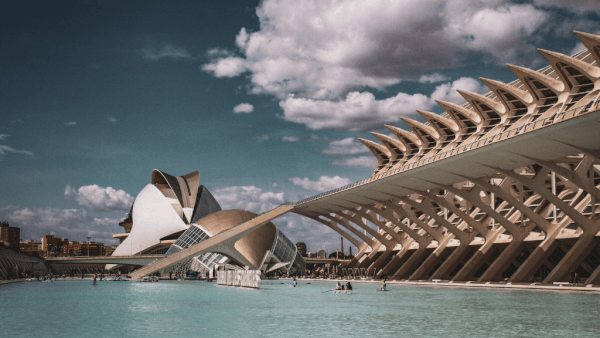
[1,0,599,253]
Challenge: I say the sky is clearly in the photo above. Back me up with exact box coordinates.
[1,0,599,254]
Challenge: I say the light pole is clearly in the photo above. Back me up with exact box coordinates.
[86,237,91,257]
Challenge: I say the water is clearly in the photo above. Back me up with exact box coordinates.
[1,280,598,337]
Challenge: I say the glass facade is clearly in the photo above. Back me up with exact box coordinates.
[271,230,305,273]
[165,224,226,273]
[165,224,210,256]
[194,252,225,271]
[272,230,296,264]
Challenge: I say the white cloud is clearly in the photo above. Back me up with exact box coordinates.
[64,184,133,212]
[202,56,247,77]
[233,103,254,113]
[418,73,449,84]
[330,156,377,168]
[253,134,269,142]
[65,121,77,126]
[107,116,118,123]
[0,145,33,157]
[280,90,431,130]
[322,137,369,155]
[143,44,192,61]
[203,0,554,101]
[289,175,351,192]
[236,27,250,49]
[445,3,549,64]
[430,77,488,104]
[0,134,33,158]
[278,76,487,130]
[212,185,285,213]
[206,48,231,58]
[282,136,300,142]
[0,205,120,245]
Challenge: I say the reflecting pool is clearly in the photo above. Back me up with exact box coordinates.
[1,280,598,337]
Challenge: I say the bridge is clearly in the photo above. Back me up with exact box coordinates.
[45,255,163,266]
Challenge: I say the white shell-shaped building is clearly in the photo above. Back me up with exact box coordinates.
[109,169,304,275]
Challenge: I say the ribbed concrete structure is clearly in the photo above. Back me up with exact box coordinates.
[290,31,600,284]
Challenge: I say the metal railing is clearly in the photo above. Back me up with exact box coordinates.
[290,102,597,207]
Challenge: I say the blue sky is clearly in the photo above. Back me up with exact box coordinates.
[1,0,598,254]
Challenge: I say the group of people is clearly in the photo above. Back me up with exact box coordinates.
[570,270,580,284]
[334,281,353,291]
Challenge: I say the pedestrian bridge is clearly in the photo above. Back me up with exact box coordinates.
[45,255,163,266]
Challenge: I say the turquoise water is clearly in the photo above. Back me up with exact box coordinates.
[1,280,599,337]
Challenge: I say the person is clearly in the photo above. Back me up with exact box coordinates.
[380,279,387,290]
[341,285,345,290]
[570,270,575,283]
[93,273,97,285]
[346,282,352,291]
[292,277,298,287]
[574,272,579,285]
[335,281,341,290]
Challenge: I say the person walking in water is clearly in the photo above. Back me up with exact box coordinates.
[292,277,298,287]
[93,273,97,285]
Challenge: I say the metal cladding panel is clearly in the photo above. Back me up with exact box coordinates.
[190,185,222,224]
[152,170,184,208]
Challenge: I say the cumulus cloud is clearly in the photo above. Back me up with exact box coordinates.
[64,184,134,212]
[253,134,269,142]
[202,1,592,132]
[330,156,378,168]
[143,44,192,61]
[233,103,254,113]
[322,137,369,155]
[419,73,449,84]
[203,0,554,101]
[280,90,431,130]
[107,116,118,123]
[430,77,488,104]
[289,175,351,192]
[282,136,300,142]
[278,76,490,130]
[212,185,285,213]
[202,56,246,77]
[445,3,549,64]
[0,205,120,245]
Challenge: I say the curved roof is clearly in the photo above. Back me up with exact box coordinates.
[194,209,278,269]
[190,185,222,224]
[111,184,188,257]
